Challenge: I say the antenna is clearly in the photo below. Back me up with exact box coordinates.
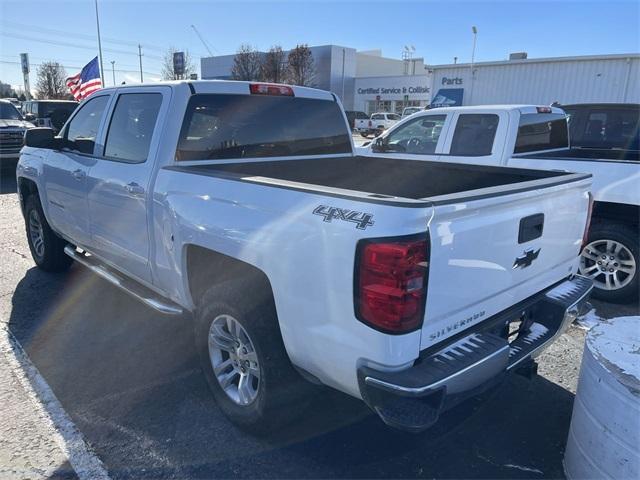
[191,24,215,57]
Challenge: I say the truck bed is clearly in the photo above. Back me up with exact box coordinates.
[176,156,574,203]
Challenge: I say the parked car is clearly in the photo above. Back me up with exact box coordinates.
[0,99,34,164]
[18,82,592,433]
[362,104,639,302]
[5,97,22,112]
[360,112,401,137]
[22,100,77,134]
[344,110,369,131]
[402,106,422,117]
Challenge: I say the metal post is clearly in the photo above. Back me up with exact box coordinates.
[20,53,31,100]
[94,0,105,85]
[110,61,116,86]
[469,26,477,105]
[138,44,144,83]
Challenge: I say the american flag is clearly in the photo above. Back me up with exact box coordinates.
[66,57,102,101]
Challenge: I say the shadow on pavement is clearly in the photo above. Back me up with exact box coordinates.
[10,265,575,479]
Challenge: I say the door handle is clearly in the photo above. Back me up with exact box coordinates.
[71,169,85,180]
[125,182,145,196]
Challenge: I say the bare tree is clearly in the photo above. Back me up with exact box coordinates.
[161,47,195,80]
[35,61,68,99]
[260,45,287,84]
[231,44,262,81]
[0,80,17,98]
[287,44,315,86]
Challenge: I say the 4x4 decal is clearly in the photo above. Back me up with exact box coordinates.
[312,205,375,230]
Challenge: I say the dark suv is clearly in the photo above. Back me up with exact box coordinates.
[22,100,77,134]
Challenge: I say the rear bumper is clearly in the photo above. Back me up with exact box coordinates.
[358,275,593,432]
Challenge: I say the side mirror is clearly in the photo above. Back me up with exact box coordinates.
[24,128,58,149]
[421,120,436,128]
[371,137,386,153]
[24,113,36,122]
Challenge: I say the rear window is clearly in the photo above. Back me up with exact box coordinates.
[450,114,499,156]
[565,107,639,150]
[176,94,351,161]
[38,102,77,117]
[515,113,568,153]
[387,114,401,121]
[355,111,369,119]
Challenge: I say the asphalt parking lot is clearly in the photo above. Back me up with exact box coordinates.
[1,164,638,480]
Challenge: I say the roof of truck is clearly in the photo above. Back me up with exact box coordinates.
[427,105,565,115]
[95,79,335,101]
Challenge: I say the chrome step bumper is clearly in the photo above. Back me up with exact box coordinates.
[358,275,593,432]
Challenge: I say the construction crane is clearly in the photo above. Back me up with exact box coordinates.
[191,25,215,57]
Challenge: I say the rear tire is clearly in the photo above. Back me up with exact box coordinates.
[24,195,72,272]
[194,278,310,434]
[579,221,638,303]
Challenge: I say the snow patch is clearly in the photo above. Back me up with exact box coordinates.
[575,308,603,331]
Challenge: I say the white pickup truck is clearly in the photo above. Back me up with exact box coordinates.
[17,81,592,433]
[363,105,639,303]
[360,112,401,137]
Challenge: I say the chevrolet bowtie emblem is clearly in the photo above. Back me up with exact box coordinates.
[513,248,541,269]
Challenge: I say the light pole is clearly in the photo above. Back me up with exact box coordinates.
[469,26,477,105]
[94,0,105,85]
[110,61,116,86]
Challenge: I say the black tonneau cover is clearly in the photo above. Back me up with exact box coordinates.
[183,156,571,201]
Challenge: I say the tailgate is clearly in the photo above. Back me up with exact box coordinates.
[421,175,591,349]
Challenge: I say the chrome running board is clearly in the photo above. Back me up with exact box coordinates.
[64,245,184,315]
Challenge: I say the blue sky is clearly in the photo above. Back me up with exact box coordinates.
[1,0,638,89]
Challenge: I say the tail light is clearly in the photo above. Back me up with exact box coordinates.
[536,106,552,113]
[368,120,372,127]
[355,235,429,334]
[249,83,294,96]
[581,192,594,250]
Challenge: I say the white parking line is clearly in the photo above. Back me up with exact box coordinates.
[0,326,111,480]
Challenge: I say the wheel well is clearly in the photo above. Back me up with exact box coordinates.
[592,201,639,226]
[17,177,39,211]
[186,245,274,307]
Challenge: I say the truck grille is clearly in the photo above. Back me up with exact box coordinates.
[0,130,25,154]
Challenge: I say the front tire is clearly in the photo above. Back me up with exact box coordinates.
[24,195,72,272]
[579,221,638,303]
[195,279,309,433]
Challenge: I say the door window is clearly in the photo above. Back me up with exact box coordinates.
[104,93,162,163]
[383,115,446,154]
[64,95,109,155]
[450,114,499,156]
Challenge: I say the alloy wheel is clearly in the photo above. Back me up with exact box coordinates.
[579,239,636,291]
[208,314,261,405]
[28,209,45,260]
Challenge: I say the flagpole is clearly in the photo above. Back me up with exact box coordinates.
[94,0,105,85]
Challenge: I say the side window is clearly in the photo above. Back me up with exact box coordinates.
[450,114,499,156]
[103,93,162,163]
[384,115,446,154]
[64,95,109,155]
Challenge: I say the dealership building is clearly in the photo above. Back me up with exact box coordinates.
[201,47,639,114]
